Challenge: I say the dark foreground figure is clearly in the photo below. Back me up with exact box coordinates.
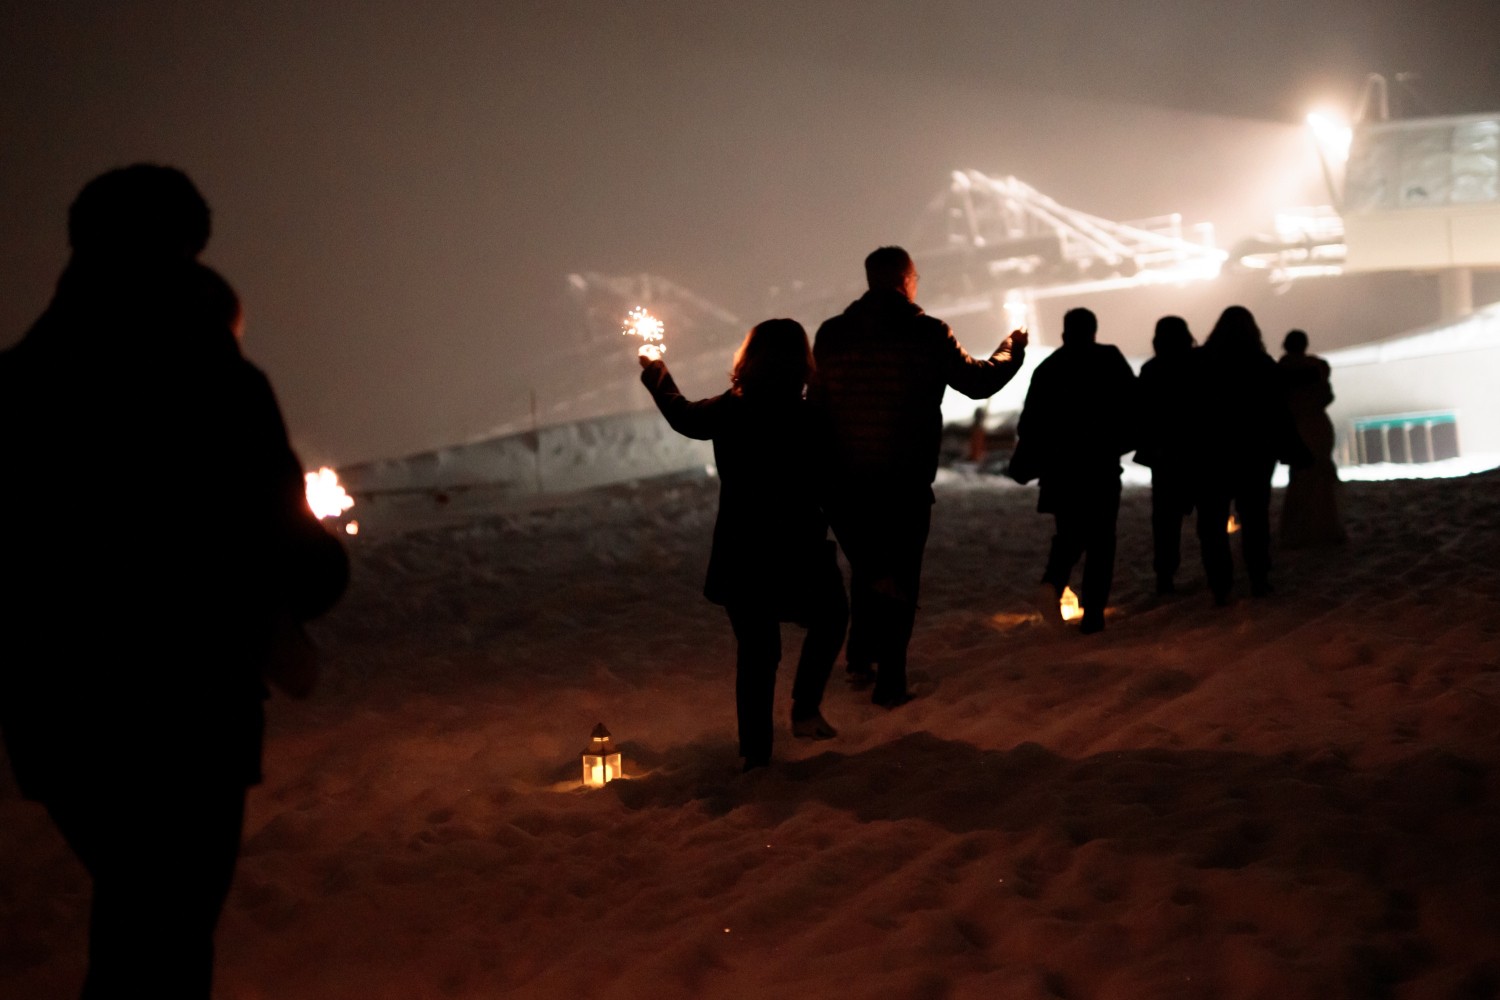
[0,166,348,997]
[811,246,1025,705]
[639,320,847,771]
[1012,308,1137,633]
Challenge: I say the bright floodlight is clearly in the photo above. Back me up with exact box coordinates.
[1306,111,1353,164]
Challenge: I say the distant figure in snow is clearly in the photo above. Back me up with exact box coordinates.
[1187,305,1296,604]
[0,165,348,998]
[810,246,1026,705]
[1278,329,1346,549]
[1011,307,1137,634]
[1134,315,1198,594]
[638,319,847,772]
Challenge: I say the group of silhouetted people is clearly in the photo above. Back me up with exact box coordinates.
[1133,307,1344,606]
[1017,303,1343,629]
[640,248,1345,775]
[1,170,1349,997]
[640,246,1028,770]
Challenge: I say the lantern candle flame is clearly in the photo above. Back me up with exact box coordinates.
[622,306,666,361]
[1059,586,1083,623]
[581,723,624,788]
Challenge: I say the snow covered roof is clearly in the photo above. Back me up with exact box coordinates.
[1325,300,1500,368]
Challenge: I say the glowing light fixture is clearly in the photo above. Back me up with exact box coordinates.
[1306,111,1353,164]
[581,723,623,788]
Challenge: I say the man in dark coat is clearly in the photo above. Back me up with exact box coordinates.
[811,246,1026,705]
[0,165,347,998]
[1014,307,1137,634]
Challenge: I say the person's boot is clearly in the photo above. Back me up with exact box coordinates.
[791,711,838,740]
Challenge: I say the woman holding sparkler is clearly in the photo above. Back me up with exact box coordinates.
[636,317,847,772]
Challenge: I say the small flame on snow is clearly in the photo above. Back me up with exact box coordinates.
[305,467,355,520]
[622,306,666,360]
[1059,586,1083,622]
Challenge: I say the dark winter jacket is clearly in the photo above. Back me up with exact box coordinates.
[810,290,1025,494]
[1014,342,1137,513]
[0,259,347,800]
[641,361,831,617]
[1188,342,1298,483]
[1134,349,1197,472]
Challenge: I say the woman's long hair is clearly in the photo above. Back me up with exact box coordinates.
[730,318,813,397]
[1204,305,1265,354]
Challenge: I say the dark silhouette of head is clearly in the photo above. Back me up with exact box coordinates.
[731,318,813,397]
[1152,315,1194,356]
[865,246,917,300]
[1205,305,1264,354]
[1282,329,1309,356]
[68,164,211,262]
[1061,307,1098,346]
[192,265,244,341]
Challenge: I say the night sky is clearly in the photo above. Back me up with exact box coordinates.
[3,2,1497,464]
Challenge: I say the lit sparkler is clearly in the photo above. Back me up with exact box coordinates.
[305,466,355,520]
[1003,291,1029,334]
[622,306,666,360]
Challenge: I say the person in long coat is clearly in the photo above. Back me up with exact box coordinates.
[1134,316,1197,594]
[1188,305,1293,604]
[1278,329,1346,548]
[1013,307,1136,634]
[639,319,847,770]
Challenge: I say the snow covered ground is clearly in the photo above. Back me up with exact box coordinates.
[4,469,1500,999]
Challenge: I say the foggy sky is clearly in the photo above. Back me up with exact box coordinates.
[3,2,1498,464]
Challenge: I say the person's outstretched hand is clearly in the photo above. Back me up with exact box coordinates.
[1005,329,1030,351]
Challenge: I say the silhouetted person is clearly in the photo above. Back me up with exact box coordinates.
[0,165,348,998]
[1189,305,1289,604]
[1135,315,1198,594]
[1013,308,1136,634]
[1278,329,1346,548]
[639,320,847,771]
[810,246,1026,706]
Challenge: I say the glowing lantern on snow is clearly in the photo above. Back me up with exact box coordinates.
[622,306,666,360]
[581,723,623,788]
[1059,586,1083,623]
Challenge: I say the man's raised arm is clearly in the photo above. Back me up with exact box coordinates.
[945,325,1029,399]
